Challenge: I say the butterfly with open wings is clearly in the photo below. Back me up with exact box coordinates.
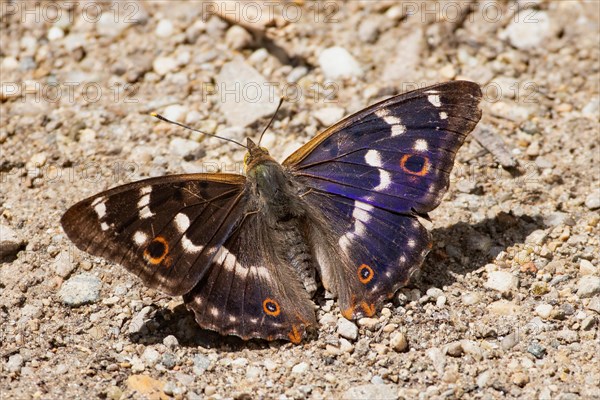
[61,81,482,344]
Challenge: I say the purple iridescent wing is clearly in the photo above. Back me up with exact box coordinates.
[284,81,482,215]
[285,81,482,318]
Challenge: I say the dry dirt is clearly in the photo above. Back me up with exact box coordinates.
[1,1,599,399]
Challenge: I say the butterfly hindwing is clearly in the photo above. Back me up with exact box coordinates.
[303,192,431,319]
[183,212,317,343]
[61,174,247,296]
[285,81,482,214]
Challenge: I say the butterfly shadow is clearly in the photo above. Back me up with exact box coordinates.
[127,303,296,351]
[416,211,545,290]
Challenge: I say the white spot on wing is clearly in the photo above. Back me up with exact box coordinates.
[210,307,219,317]
[414,139,428,151]
[364,150,382,168]
[229,315,237,322]
[181,236,203,253]
[91,197,104,207]
[94,201,106,219]
[383,115,400,125]
[133,231,147,245]
[339,233,354,254]
[352,200,374,222]
[174,213,190,233]
[408,239,416,248]
[138,187,154,219]
[428,95,441,107]
[391,124,406,136]
[100,222,109,231]
[375,108,390,117]
[440,111,448,120]
[374,169,392,191]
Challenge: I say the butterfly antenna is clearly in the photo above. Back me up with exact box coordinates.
[151,113,248,149]
[258,96,285,147]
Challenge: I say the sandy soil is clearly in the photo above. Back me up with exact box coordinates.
[1,1,599,399]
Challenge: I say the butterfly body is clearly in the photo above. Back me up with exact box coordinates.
[61,81,483,344]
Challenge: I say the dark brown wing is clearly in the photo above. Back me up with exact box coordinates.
[61,174,247,296]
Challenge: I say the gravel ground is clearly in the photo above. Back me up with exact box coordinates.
[1,1,599,399]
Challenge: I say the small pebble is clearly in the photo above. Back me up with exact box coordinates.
[577,276,600,298]
[225,26,252,50]
[163,335,179,349]
[512,372,530,388]
[7,354,24,372]
[357,317,379,331]
[193,355,211,375]
[501,331,519,351]
[58,273,102,306]
[155,19,174,38]
[579,260,596,276]
[153,56,178,75]
[47,26,64,41]
[535,304,553,319]
[584,189,600,210]
[0,224,23,258]
[446,342,464,357]
[318,47,363,79]
[390,332,408,352]
[291,362,309,374]
[484,271,519,293]
[527,343,546,359]
[337,318,359,341]
[461,292,481,305]
[426,348,446,375]
[142,348,161,366]
[313,106,345,127]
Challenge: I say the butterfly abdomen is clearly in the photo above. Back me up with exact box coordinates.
[273,219,318,297]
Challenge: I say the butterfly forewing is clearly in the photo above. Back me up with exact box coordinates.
[285,81,482,214]
[61,174,247,296]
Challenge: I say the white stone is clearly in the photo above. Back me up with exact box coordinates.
[155,19,174,38]
[318,47,363,80]
[313,106,345,126]
[501,11,552,50]
[47,26,64,41]
[535,304,553,319]
[291,362,309,374]
[390,332,408,352]
[225,25,252,50]
[484,271,519,293]
[577,276,600,298]
[217,58,279,127]
[162,104,187,122]
[153,56,178,76]
[580,260,597,276]
[585,188,600,210]
[337,318,358,341]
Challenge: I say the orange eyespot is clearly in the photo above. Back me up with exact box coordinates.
[357,264,374,284]
[263,298,281,317]
[143,236,169,265]
[400,154,430,176]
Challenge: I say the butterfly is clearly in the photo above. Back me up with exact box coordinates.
[61,81,482,344]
